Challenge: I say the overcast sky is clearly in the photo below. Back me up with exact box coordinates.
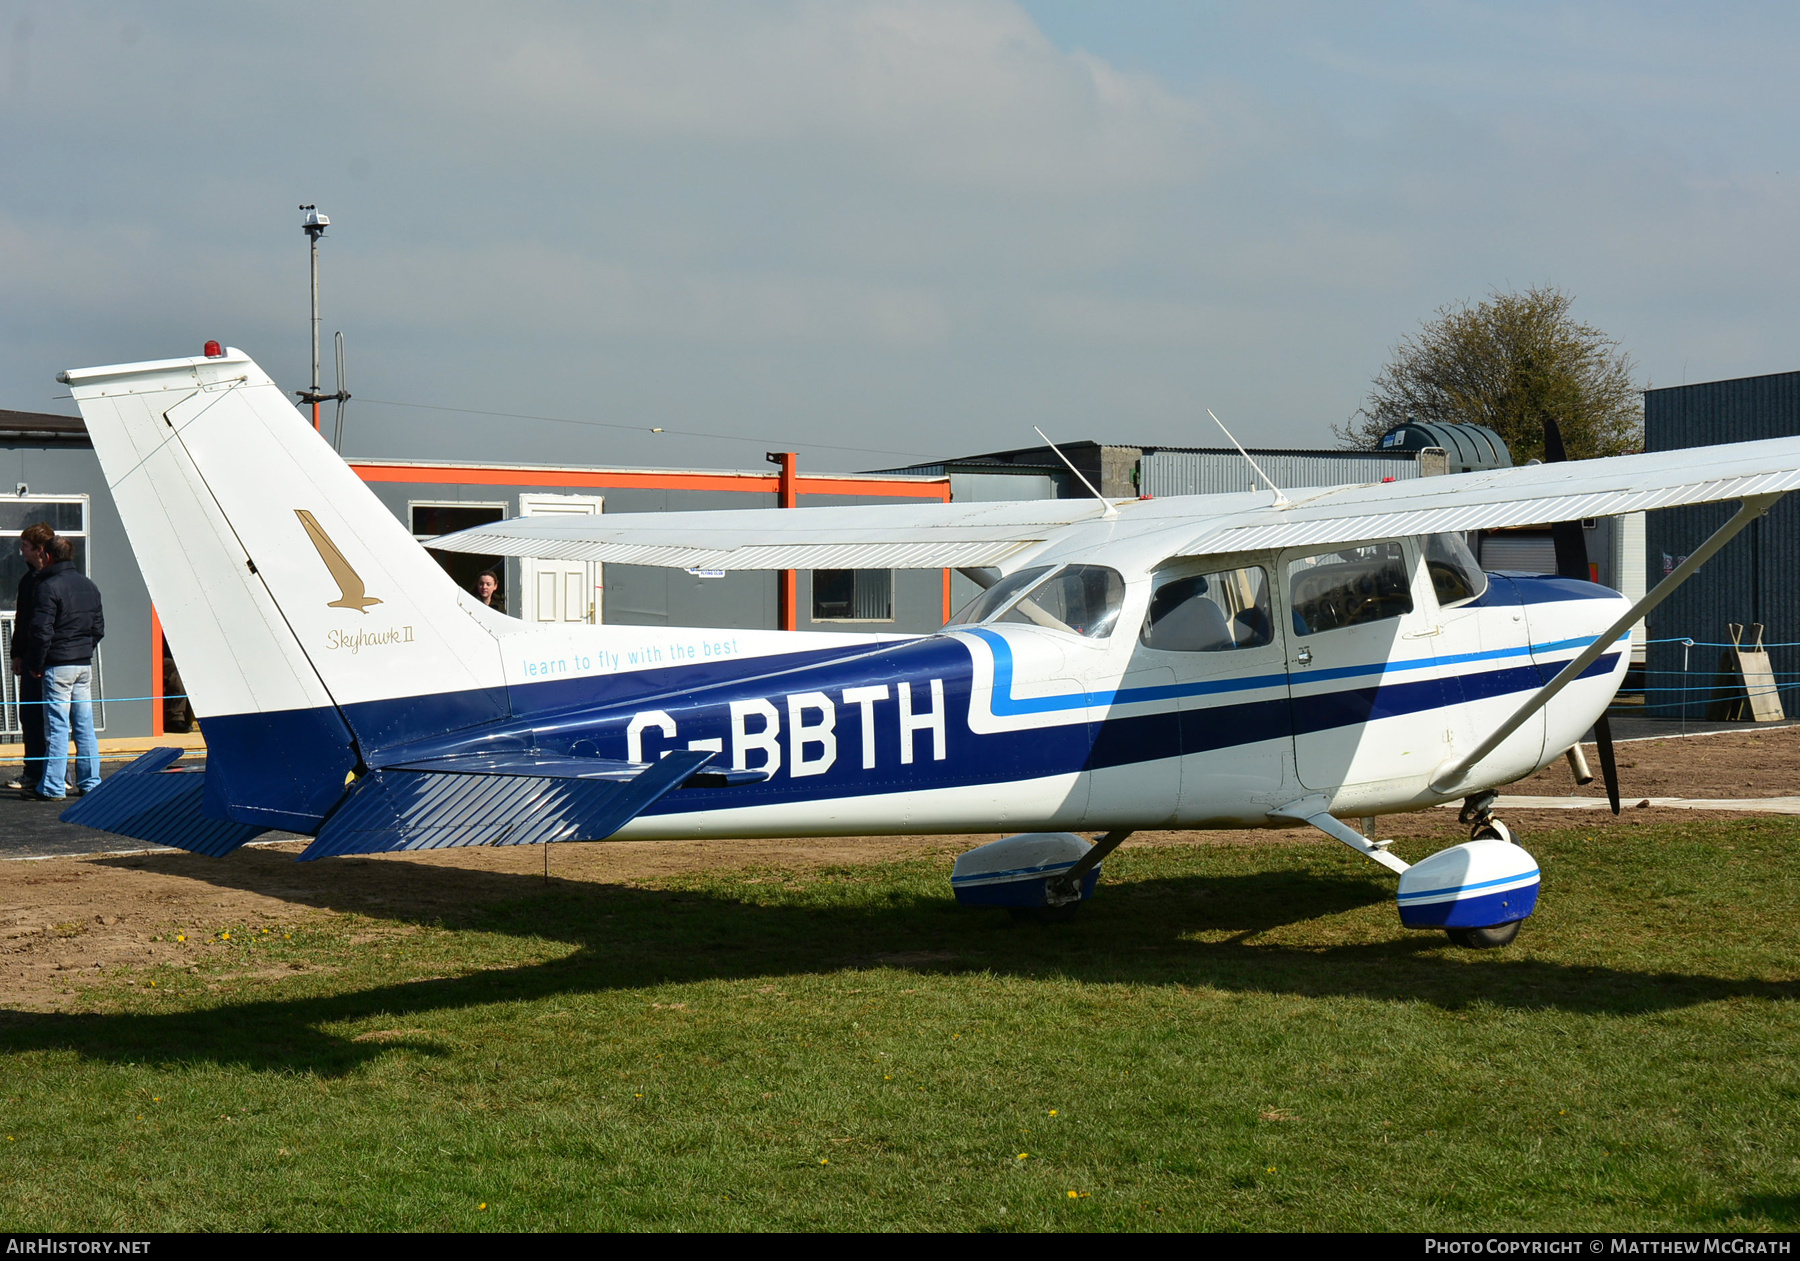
[3,2,1797,471]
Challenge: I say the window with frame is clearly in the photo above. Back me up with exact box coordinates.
[812,569,894,621]
[0,497,101,734]
[411,502,508,614]
[0,499,87,611]
[1287,541,1414,636]
[997,564,1125,639]
[1141,564,1273,652]
[1423,532,1488,608]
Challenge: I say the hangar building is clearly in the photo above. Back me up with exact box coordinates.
[0,408,948,741]
[1644,369,1800,720]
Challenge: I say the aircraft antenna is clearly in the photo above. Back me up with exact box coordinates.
[1207,408,1290,508]
[1032,427,1118,519]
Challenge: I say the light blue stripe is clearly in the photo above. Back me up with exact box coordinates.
[1397,868,1541,901]
[951,859,1078,884]
[965,627,1608,718]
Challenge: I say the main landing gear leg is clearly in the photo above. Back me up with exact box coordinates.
[1459,789,1521,846]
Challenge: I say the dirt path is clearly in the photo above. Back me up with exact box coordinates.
[5,723,1797,1012]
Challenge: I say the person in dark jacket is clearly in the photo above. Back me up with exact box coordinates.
[27,537,104,801]
[7,523,56,793]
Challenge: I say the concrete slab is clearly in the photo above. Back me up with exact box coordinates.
[1444,794,1800,815]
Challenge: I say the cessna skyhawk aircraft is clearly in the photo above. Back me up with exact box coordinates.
[56,347,1800,947]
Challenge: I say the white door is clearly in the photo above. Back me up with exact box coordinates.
[520,494,604,624]
[1285,538,1448,793]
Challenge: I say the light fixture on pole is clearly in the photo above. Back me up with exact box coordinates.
[294,205,351,442]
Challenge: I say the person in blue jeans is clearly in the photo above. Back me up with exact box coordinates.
[27,537,104,802]
[7,522,56,794]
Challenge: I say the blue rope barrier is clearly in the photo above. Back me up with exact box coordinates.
[5,694,189,707]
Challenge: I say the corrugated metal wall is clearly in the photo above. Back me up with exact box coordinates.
[1139,450,1419,497]
[1644,370,1800,719]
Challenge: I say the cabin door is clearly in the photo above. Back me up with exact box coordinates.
[520,494,604,624]
[1284,539,1450,793]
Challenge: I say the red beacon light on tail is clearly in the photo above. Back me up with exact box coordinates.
[203,340,224,358]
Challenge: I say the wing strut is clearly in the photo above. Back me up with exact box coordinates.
[1430,492,1783,793]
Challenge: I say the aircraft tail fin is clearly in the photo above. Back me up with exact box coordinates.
[62,349,510,731]
[61,347,515,828]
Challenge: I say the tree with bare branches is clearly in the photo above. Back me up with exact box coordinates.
[1338,286,1643,462]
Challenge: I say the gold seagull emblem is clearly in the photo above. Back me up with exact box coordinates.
[294,509,383,613]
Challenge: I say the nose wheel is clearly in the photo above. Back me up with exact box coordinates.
[1444,919,1521,949]
[1431,795,1532,948]
[1470,818,1519,846]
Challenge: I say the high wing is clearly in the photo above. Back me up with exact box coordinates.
[1170,435,1800,556]
[429,436,1800,569]
[427,496,1110,570]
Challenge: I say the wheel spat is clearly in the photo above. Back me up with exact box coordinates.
[1543,418,1623,815]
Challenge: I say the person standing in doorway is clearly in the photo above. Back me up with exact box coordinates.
[474,570,506,614]
[26,534,103,801]
[6,523,56,794]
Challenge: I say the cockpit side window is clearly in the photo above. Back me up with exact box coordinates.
[997,564,1126,638]
[1141,565,1273,652]
[945,566,1053,627]
[1423,532,1489,608]
[1286,541,1414,636]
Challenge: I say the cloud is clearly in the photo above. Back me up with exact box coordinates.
[3,1,1800,467]
[374,0,1211,194]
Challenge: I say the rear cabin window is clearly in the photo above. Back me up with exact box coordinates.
[1424,532,1488,608]
[1287,542,1414,636]
[1141,565,1273,652]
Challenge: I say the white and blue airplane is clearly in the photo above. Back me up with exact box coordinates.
[55,346,1800,948]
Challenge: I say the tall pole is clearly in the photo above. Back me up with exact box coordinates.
[297,206,331,431]
[766,451,798,631]
[309,227,321,431]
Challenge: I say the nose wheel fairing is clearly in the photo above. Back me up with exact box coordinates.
[1395,838,1540,929]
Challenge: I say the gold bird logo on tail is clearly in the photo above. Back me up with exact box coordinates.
[295,509,383,613]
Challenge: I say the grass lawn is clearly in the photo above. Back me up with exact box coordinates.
[1,818,1797,1231]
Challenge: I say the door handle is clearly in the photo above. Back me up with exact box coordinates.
[1295,646,1312,666]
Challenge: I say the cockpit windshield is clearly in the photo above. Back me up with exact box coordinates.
[945,566,1053,628]
[1424,532,1488,607]
[998,565,1125,638]
[944,563,1126,639]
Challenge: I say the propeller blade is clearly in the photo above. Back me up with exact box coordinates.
[1542,420,1592,581]
[1542,415,1569,464]
[1594,713,1622,815]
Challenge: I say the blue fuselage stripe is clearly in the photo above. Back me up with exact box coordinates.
[1398,869,1541,901]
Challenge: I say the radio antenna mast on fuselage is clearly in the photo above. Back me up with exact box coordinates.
[1033,426,1118,519]
[1207,407,1290,508]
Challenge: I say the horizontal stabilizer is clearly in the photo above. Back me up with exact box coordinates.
[59,749,270,858]
[301,748,715,860]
